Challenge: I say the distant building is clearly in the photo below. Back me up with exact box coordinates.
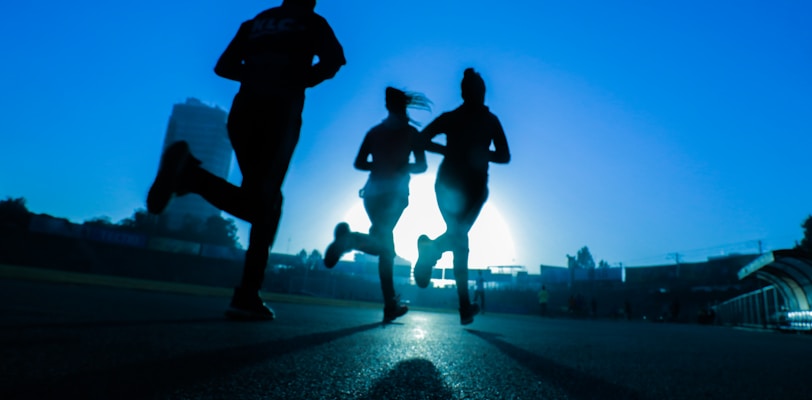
[160,98,231,229]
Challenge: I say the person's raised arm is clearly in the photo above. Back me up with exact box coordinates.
[488,117,511,164]
[418,114,448,155]
[214,21,252,82]
[353,134,373,171]
[305,20,346,88]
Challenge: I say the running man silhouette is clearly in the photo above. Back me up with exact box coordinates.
[413,68,511,325]
[324,87,430,323]
[146,0,345,321]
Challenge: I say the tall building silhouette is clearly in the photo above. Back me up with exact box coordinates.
[161,98,231,230]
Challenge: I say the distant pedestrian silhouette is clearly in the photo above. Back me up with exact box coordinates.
[413,68,511,325]
[324,87,430,323]
[538,285,550,316]
[146,0,345,321]
[473,269,486,313]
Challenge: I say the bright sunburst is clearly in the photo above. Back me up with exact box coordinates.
[341,172,516,269]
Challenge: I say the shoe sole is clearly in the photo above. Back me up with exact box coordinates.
[413,261,432,289]
[383,307,409,323]
[147,141,191,214]
[324,242,342,268]
[460,305,480,325]
[324,223,351,269]
[414,236,435,288]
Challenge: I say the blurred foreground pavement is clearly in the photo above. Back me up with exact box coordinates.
[1,266,811,400]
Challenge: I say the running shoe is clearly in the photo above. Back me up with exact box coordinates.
[459,303,481,325]
[146,140,199,214]
[383,295,409,323]
[413,235,439,288]
[324,222,351,268]
[225,287,275,321]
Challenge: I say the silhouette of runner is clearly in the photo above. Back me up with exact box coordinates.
[473,269,486,313]
[324,87,430,323]
[413,68,511,325]
[146,0,345,321]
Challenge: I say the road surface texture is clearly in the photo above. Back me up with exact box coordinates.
[1,266,810,399]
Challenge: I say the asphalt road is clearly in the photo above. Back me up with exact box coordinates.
[1,271,811,399]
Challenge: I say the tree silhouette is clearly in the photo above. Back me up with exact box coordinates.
[202,215,240,248]
[83,216,115,227]
[576,246,596,269]
[109,209,241,249]
[0,196,32,229]
[119,209,161,235]
[179,214,204,241]
[306,249,323,270]
[799,215,811,254]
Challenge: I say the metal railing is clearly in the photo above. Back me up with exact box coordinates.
[713,286,784,330]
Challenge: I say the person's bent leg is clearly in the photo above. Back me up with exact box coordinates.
[324,224,385,268]
[414,229,447,289]
[350,231,382,255]
[184,166,256,222]
[423,180,466,264]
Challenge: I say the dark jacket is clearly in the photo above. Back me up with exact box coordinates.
[420,103,510,187]
[214,4,346,97]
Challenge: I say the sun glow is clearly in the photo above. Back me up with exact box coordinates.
[341,173,516,269]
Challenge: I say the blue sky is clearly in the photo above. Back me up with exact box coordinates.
[1,1,810,273]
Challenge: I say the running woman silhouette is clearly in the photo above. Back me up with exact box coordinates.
[324,87,430,323]
[146,0,345,321]
[413,68,511,325]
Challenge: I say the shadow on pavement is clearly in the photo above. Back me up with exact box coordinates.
[0,317,230,330]
[356,358,453,400]
[466,329,645,400]
[5,322,382,399]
